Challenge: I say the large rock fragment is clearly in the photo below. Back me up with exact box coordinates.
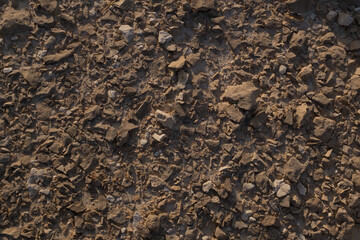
[221,82,259,110]
[155,110,176,129]
[283,158,305,182]
[0,7,32,34]
[313,117,335,142]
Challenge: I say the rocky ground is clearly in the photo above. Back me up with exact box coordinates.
[1,0,360,239]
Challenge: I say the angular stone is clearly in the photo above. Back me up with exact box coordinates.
[168,56,186,71]
[214,227,228,240]
[0,153,10,163]
[351,157,360,170]
[119,25,134,43]
[221,82,259,110]
[276,183,291,198]
[261,215,279,227]
[0,8,32,34]
[191,0,215,11]
[283,158,305,182]
[225,105,244,123]
[158,30,173,44]
[352,174,360,189]
[312,93,331,106]
[202,181,213,193]
[347,71,360,91]
[338,12,354,26]
[20,65,41,86]
[289,30,307,52]
[297,64,313,82]
[294,103,311,128]
[313,117,335,142]
[155,110,176,129]
[43,48,74,64]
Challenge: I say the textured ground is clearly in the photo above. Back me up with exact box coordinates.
[1,0,360,239]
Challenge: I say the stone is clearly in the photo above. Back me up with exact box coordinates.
[338,12,354,26]
[347,71,360,91]
[289,30,306,52]
[20,66,41,86]
[352,174,360,189]
[312,93,331,106]
[214,227,228,240]
[0,8,32,34]
[202,181,213,193]
[38,0,57,12]
[283,158,305,182]
[279,65,287,75]
[221,82,259,110]
[225,105,244,123]
[145,214,160,232]
[191,0,215,11]
[261,215,279,227]
[0,153,10,163]
[3,67,12,73]
[158,30,173,44]
[294,103,311,128]
[297,64,313,82]
[43,48,74,64]
[350,41,360,51]
[155,110,176,129]
[119,25,134,43]
[351,157,360,170]
[326,11,337,21]
[152,133,166,142]
[168,56,186,71]
[276,183,291,198]
[313,117,336,142]
[320,32,336,45]
[243,183,255,191]
[297,183,307,196]
[105,126,118,141]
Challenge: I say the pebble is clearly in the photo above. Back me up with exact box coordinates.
[119,25,134,43]
[279,65,287,75]
[326,11,337,21]
[277,183,291,198]
[158,30,173,44]
[243,183,255,191]
[3,67,13,73]
[202,181,213,193]
[337,12,354,26]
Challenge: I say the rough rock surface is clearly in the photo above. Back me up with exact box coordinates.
[0,0,360,239]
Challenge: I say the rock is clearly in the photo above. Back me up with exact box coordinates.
[20,66,41,86]
[155,110,176,129]
[117,121,138,145]
[152,133,166,142]
[326,11,337,21]
[283,158,305,182]
[243,183,255,191]
[297,183,307,196]
[276,183,291,198]
[168,56,186,71]
[338,12,354,26]
[347,70,360,91]
[221,82,259,110]
[297,64,313,82]
[43,48,74,64]
[1,227,21,238]
[145,214,160,232]
[202,181,213,193]
[320,32,336,45]
[351,157,360,170]
[0,7,32,34]
[113,0,133,10]
[191,0,215,11]
[261,215,279,227]
[352,174,360,189]
[105,126,118,141]
[38,0,58,12]
[312,93,331,106]
[148,175,166,188]
[294,103,311,128]
[119,25,134,43]
[289,30,307,52]
[350,41,360,51]
[225,105,244,123]
[214,227,228,240]
[3,67,12,73]
[279,65,287,75]
[158,30,173,44]
[0,153,10,163]
[313,117,335,142]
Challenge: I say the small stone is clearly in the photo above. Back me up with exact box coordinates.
[139,139,148,146]
[243,183,255,191]
[145,214,160,232]
[277,183,291,198]
[152,133,166,142]
[338,12,354,26]
[279,65,287,75]
[3,67,13,73]
[261,215,279,227]
[158,30,173,44]
[191,0,215,11]
[297,183,307,196]
[326,11,337,21]
[214,227,228,240]
[155,110,176,129]
[283,158,305,182]
[352,174,360,189]
[119,25,134,43]
[297,64,313,82]
[221,82,259,110]
[168,56,186,71]
[351,157,360,170]
[202,181,213,193]
[312,93,331,106]
[225,105,245,123]
[294,103,311,128]
[313,117,336,142]
[241,210,253,221]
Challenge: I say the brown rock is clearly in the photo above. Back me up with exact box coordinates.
[352,174,360,189]
[191,0,215,11]
[155,110,176,129]
[221,82,259,110]
[261,215,280,227]
[168,56,186,71]
[351,157,360,170]
[214,226,228,240]
[283,158,305,182]
[225,105,244,123]
[313,117,335,142]
[43,48,74,64]
[294,103,311,128]
[145,214,160,232]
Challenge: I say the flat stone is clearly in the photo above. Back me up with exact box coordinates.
[168,56,186,71]
[158,30,173,44]
[202,181,213,193]
[312,93,331,106]
[221,82,259,110]
[261,215,279,227]
[119,25,134,43]
[338,12,354,26]
[277,183,291,198]
[191,0,215,11]
[155,110,176,129]
[283,158,305,182]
